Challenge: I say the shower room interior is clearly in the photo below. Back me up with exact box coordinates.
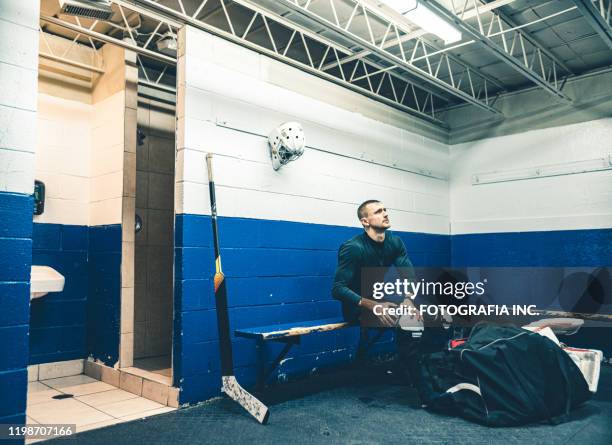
[29,3,179,422]
[132,78,175,381]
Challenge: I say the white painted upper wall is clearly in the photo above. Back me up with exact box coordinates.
[34,94,92,226]
[89,90,126,226]
[13,21,609,237]
[177,26,450,235]
[450,118,612,234]
[0,0,39,195]
[32,38,128,227]
[33,87,126,227]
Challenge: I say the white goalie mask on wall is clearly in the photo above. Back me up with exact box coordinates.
[267,122,305,170]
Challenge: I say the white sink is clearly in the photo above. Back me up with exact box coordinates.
[31,266,65,300]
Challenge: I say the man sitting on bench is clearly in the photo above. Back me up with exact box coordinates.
[331,199,447,394]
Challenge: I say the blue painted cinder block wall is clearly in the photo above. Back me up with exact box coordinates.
[0,192,33,426]
[451,229,612,267]
[173,214,451,404]
[173,215,611,405]
[452,228,612,355]
[30,224,88,364]
[86,225,122,366]
[25,217,610,406]
[25,213,610,407]
[29,223,121,366]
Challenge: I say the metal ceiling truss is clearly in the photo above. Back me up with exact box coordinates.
[321,0,512,71]
[573,0,612,50]
[40,0,591,124]
[38,27,105,80]
[264,0,500,115]
[428,0,572,102]
[41,0,452,125]
[132,0,451,125]
[252,3,503,97]
[41,1,181,93]
[41,3,179,64]
[481,0,574,76]
[136,54,177,92]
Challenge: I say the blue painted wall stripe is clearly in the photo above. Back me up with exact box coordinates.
[86,224,121,366]
[29,222,123,366]
[0,192,32,429]
[451,228,612,356]
[173,213,449,403]
[0,192,33,239]
[0,326,29,372]
[30,224,89,365]
[174,213,611,405]
[23,212,611,409]
[0,238,33,282]
[0,369,27,418]
[0,283,30,328]
[452,229,612,267]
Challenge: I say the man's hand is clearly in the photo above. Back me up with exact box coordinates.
[397,296,423,331]
[359,298,400,327]
[401,295,422,322]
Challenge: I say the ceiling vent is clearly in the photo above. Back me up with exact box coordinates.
[59,0,113,21]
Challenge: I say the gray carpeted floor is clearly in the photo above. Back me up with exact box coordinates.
[51,365,612,445]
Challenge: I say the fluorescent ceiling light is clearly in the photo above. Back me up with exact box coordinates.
[59,0,113,21]
[381,0,462,44]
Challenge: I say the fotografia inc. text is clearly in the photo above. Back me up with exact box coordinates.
[373,303,539,317]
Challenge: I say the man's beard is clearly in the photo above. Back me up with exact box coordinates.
[371,222,390,231]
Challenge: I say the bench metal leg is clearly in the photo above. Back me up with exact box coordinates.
[256,338,266,392]
[368,328,386,346]
[356,328,368,362]
[357,327,387,362]
[255,337,300,392]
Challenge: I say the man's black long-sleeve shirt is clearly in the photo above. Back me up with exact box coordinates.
[331,231,415,322]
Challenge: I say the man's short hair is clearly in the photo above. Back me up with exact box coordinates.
[357,199,380,220]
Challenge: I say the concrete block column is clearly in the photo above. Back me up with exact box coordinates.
[0,0,40,429]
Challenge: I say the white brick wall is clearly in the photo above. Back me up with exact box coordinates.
[10,19,607,237]
[34,94,92,225]
[450,118,612,234]
[177,26,450,235]
[33,90,127,226]
[0,0,39,195]
[34,72,127,226]
[89,91,126,226]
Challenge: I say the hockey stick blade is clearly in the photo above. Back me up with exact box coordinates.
[222,376,270,424]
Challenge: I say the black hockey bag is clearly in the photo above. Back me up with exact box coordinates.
[418,323,592,426]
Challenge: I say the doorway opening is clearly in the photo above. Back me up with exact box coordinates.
[122,79,177,385]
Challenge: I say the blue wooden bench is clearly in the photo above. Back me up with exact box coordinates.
[235,318,386,390]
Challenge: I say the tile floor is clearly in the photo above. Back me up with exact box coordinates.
[26,374,176,443]
[134,355,171,378]
[122,355,172,385]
